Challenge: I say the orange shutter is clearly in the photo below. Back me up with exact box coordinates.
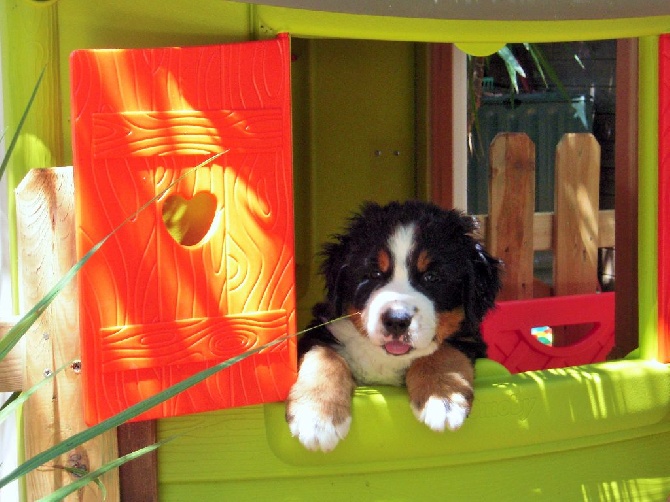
[71,35,296,424]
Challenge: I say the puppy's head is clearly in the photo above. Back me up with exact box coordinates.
[316,201,501,357]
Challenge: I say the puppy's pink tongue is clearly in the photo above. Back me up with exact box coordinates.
[384,340,411,355]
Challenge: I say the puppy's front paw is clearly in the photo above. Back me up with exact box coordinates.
[411,393,471,432]
[285,346,355,452]
[286,392,351,452]
[405,344,476,433]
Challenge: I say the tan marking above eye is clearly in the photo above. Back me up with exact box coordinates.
[377,249,391,273]
[417,249,432,273]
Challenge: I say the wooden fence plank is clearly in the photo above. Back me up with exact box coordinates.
[553,133,602,296]
[553,133,602,346]
[16,167,119,501]
[487,133,535,300]
[0,318,24,391]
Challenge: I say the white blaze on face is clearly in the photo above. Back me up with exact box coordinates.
[362,224,437,350]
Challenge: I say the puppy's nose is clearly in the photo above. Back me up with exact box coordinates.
[381,307,412,337]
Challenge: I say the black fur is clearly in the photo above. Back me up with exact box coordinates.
[299,200,502,363]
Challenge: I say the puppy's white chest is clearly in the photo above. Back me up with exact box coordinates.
[327,319,437,386]
[337,338,408,385]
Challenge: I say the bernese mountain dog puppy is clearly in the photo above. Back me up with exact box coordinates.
[286,200,502,451]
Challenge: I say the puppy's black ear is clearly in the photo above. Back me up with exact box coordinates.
[455,214,501,318]
[465,242,503,324]
[316,238,350,319]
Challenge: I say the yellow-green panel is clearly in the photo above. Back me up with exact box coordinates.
[1,0,64,311]
[158,359,670,500]
[638,36,660,361]
[254,5,670,44]
[57,0,252,49]
[293,39,418,328]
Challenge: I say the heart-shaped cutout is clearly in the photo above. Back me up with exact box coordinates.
[161,192,218,246]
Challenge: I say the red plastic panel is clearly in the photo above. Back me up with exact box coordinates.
[71,35,296,424]
[482,293,615,373]
[659,33,670,363]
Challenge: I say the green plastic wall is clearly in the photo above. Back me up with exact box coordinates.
[157,359,670,500]
[291,37,418,326]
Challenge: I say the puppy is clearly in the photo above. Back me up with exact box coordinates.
[286,200,501,451]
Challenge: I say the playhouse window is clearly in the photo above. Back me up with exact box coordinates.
[465,40,630,371]
[467,41,616,284]
[292,38,634,372]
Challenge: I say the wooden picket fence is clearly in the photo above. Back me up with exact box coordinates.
[477,132,615,299]
[479,132,616,371]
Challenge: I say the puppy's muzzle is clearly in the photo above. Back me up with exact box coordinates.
[381,305,413,338]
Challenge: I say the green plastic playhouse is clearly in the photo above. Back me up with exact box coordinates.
[2,1,670,500]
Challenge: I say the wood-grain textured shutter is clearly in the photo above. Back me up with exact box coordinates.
[71,34,296,424]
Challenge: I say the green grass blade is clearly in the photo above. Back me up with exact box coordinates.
[525,43,570,100]
[0,242,100,362]
[37,433,183,502]
[0,391,20,414]
[524,43,548,89]
[524,43,589,128]
[0,329,292,489]
[0,151,225,363]
[497,45,525,93]
[0,66,46,182]
[0,315,349,490]
[0,361,73,424]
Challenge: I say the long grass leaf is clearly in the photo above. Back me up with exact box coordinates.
[497,45,525,94]
[0,151,225,363]
[37,433,183,502]
[524,43,588,128]
[0,315,349,490]
[0,66,46,182]
[524,43,548,89]
[0,330,290,489]
[0,361,73,424]
[0,245,94,362]
[0,391,20,414]
[525,43,570,101]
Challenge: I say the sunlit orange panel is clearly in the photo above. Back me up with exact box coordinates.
[71,35,297,425]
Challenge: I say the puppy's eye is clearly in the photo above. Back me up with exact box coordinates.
[367,269,384,280]
[422,270,441,284]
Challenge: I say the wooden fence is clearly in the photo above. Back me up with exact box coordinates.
[480,132,616,371]
[478,132,614,300]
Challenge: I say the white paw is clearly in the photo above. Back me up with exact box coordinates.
[287,399,351,452]
[411,394,470,432]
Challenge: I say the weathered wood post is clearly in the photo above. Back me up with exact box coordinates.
[16,167,120,501]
